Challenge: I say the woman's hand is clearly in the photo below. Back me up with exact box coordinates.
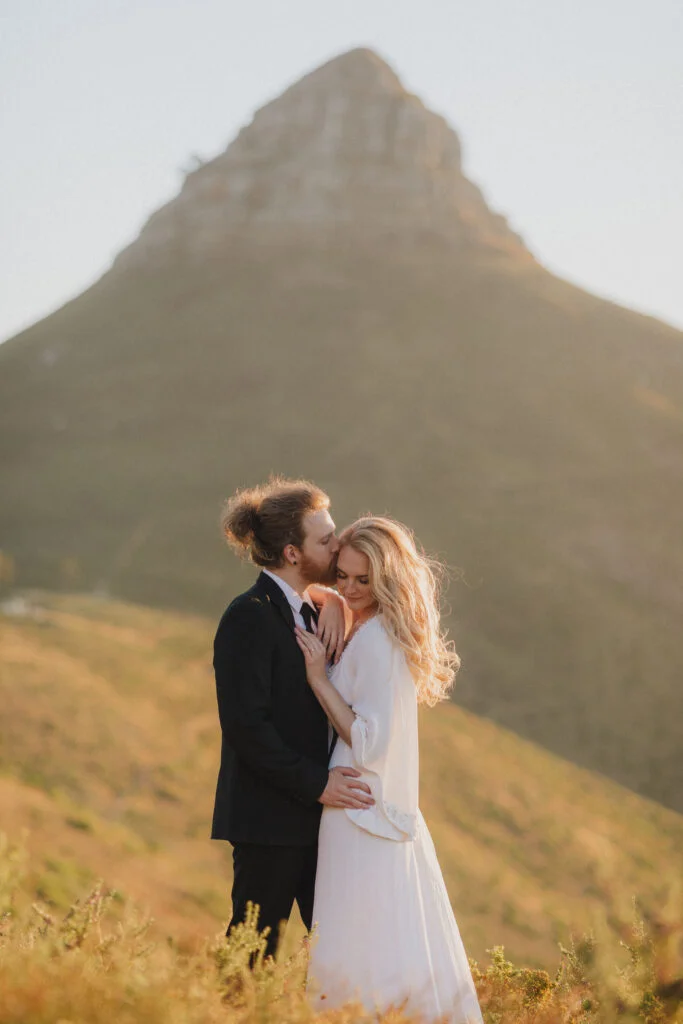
[307,587,348,664]
[295,625,359,750]
[295,626,329,687]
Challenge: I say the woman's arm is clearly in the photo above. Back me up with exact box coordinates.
[306,585,351,664]
[306,583,340,606]
[295,626,356,745]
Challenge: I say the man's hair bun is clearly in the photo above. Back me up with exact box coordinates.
[219,476,330,568]
[222,490,261,551]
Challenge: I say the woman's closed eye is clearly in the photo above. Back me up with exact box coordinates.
[336,570,369,585]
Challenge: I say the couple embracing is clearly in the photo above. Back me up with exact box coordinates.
[211,476,484,1024]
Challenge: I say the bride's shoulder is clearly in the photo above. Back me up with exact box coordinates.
[352,615,395,656]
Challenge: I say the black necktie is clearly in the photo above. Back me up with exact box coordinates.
[300,602,319,633]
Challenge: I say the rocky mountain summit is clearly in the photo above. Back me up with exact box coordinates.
[114,48,527,270]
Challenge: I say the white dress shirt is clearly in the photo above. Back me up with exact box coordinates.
[262,569,334,752]
[262,569,317,630]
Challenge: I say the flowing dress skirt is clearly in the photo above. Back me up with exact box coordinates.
[306,801,484,1024]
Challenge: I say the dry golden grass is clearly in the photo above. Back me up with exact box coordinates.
[0,590,682,971]
[1,834,681,1024]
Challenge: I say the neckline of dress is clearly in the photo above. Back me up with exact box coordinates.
[339,614,379,661]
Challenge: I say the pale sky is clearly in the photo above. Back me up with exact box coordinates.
[1,0,682,343]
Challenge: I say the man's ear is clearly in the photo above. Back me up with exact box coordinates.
[283,544,299,566]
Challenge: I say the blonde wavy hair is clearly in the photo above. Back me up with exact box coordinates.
[338,516,460,706]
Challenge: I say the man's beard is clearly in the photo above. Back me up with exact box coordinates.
[300,551,337,587]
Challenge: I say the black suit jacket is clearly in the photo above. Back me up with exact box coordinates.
[211,571,332,845]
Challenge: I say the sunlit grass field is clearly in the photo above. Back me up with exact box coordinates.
[1,589,681,1020]
[1,833,681,1023]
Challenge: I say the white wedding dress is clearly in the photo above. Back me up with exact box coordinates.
[306,616,484,1024]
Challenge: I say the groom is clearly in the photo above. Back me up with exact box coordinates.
[211,476,374,960]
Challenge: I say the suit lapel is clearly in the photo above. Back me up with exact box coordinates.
[255,571,296,631]
[255,571,337,759]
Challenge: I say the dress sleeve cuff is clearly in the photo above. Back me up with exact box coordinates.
[344,770,417,842]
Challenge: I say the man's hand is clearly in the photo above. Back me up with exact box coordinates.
[319,766,375,808]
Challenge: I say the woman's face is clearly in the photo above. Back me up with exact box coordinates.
[335,545,378,615]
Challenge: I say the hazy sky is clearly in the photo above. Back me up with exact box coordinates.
[1,0,682,342]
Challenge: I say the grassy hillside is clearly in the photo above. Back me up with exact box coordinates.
[1,589,681,970]
[0,241,682,817]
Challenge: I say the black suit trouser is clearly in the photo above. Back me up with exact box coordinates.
[227,841,318,960]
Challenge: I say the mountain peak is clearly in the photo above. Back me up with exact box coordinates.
[114,49,528,270]
[291,46,406,97]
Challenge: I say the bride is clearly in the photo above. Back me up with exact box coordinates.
[295,516,484,1024]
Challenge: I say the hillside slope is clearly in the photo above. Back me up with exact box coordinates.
[0,48,681,812]
[1,591,681,967]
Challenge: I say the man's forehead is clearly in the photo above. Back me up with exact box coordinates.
[305,508,335,537]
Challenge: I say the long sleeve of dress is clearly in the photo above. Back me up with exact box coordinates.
[344,620,419,842]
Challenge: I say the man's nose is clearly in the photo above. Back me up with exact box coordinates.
[330,536,340,554]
